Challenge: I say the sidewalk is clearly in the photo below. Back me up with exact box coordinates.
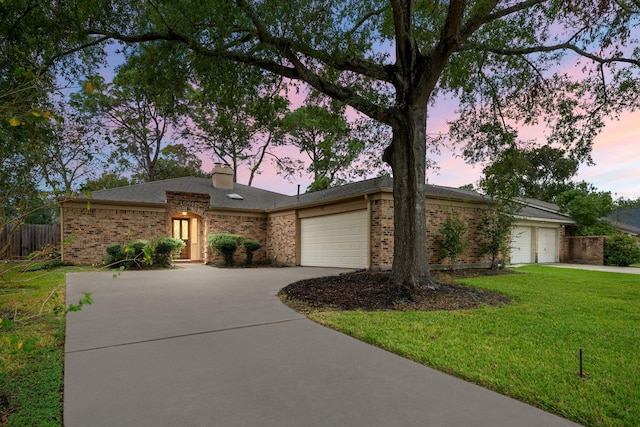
[64,265,580,426]
[545,263,640,275]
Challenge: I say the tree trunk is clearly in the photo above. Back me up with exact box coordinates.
[384,104,433,290]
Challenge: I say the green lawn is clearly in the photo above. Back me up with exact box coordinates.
[0,263,85,426]
[308,266,640,427]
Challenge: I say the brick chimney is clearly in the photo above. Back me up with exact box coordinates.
[212,164,234,189]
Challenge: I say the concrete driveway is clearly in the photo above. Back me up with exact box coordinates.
[65,264,579,426]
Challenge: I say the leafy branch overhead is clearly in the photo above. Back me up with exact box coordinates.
[4,0,640,288]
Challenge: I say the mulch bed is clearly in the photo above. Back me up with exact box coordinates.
[280,269,514,311]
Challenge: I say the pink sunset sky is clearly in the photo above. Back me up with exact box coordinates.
[212,98,640,200]
[96,37,639,200]
[200,58,640,201]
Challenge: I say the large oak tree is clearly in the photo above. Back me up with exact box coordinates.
[64,0,639,288]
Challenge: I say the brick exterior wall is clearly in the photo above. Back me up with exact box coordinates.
[266,212,297,265]
[61,188,511,269]
[62,190,270,266]
[207,213,267,264]
[369,197,494,270]
[62,205,167,265]
[370,198,394,269]
[427,201,494,268]
[560,236,605,265]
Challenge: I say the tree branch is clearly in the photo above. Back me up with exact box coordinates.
[346,6,389,40]
[465,41,640,67]
[390,0,418,86]
[483,0,547,24]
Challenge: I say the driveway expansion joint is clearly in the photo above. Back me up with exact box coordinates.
[66,317,306,354]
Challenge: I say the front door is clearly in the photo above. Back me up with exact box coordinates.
[172,218,190,259]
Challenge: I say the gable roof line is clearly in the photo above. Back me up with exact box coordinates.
[64,176,573,225]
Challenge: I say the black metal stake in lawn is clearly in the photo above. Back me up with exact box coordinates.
[577,348,586,379]
[579,348,583,378]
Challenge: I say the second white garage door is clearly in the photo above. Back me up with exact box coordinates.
[300,210,368,268]
[537,228,558,263]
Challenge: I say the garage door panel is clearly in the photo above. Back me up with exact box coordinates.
[301,210,368,268]
[537,228,558,263]
[511,226,533,264]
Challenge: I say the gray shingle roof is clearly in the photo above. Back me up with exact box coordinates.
[608,208,640,229]
[88,176,293,210]
[515,198,573,223]
[522,198,562,212]
[607,208,640,235]
[289,176,488,206]
[82,175,571,224]
[515,205,574,223]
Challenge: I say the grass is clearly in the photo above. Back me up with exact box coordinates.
[308,266,640,427]
[0,263,88,426]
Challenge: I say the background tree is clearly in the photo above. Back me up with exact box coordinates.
[78,51,188,182]
[38,100,107,194]
[280,105,365,192]
[63,1,640,288]
[80,172,131,193]
[615,197,640,209]
[152,144,207,181]
[480,146,579,202]
[556,183,618,236]
[184,67,289,185]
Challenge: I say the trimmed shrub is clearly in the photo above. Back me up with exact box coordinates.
[604,234,640,266]
[104,237,184,269]
[105,244,127,267]
[244,240,262,266]
[435,212,468,270]
[125,240,150,269]
[208,233,244,266]
[152,237,185,267]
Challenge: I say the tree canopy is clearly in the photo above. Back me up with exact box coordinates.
[556,184,618,236]
[6,0,640,287]
[184,65,289,185]
[480,146,580,202]
[280,105,366,191]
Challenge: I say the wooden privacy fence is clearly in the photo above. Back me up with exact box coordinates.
[0,224,61,259]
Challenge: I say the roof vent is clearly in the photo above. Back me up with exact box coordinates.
[226,193,243,200]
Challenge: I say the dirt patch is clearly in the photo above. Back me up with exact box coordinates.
[0,393,19,425]
[280,269,513,311]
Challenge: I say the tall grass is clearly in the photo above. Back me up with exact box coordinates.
[0,264,80,426]
[309,266,640,427]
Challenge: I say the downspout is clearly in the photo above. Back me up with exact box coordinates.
[365,193,371,270]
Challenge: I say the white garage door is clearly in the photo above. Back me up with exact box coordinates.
[300,210,368,268]
[537,228,558,263]
[510,226,534,264]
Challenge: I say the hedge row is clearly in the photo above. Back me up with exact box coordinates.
[207,233,261,267]
[105,237,185,269]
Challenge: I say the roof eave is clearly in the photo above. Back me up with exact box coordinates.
[60,198,166,209]
[514,215,576,225]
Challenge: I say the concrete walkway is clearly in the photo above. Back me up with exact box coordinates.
[65,265,579,426]
[545,263,640,275]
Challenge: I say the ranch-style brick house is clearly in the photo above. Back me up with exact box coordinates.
[60,165,575,268]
